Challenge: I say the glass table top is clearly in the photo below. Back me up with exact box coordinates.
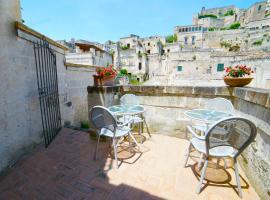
[184,109,232,123]
[108,105,145,115]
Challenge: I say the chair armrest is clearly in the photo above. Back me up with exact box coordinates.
[186,125,206,140]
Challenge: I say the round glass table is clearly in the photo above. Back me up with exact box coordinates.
[108,105,145,116]
[184,109,233,124]
[108,104,147,143]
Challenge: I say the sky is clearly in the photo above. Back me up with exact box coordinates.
[21,0,259,43]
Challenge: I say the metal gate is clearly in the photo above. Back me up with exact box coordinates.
[34,39,62,147]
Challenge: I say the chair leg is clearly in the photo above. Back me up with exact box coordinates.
[223,158,227,169]
[112,138,119,169]
[139,122,142,135]
[196,160,208,194]
[183,142,192,167]
[93,134,100,160]
[216,158,221,169]
[197,153,204,169]
[129,132,140,150]
[234,159,243,198]
[143,118,151,137]
[128,133,132,151]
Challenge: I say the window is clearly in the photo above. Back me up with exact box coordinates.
[258,5,262,11]
[192,36,196,45]
[167,49,170,53]
[148,42,150,46]
[138,62,142,70]
[184,37,188,45]
[217,63,224,72]
[147,50,151,54]
[177,66,183,72]
[127,43,130,48]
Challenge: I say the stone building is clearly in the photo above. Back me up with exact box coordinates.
[107,0,270,88]
[64,40,113,67]
[193,1,270,28]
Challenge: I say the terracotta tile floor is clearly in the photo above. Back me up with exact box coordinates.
[0,128,259,200]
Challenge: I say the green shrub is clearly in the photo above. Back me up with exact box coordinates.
[229,45,240,52]
[220,41,232,48]
[252,39,263,46]
[228,22,241,30]
[109,50,114,56]
[265,13,270,17]
[208,27,215,31]
[224,10,235,16]
[166,34,177,43]
[198,14,217,19]
[120,45,129,50]
[119,68,128,76]
[81,121,90,129]
[138,52,143,58]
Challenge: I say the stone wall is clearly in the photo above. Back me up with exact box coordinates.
[62,63,96,127]
[0,0,68,173]
[87,85,270,200]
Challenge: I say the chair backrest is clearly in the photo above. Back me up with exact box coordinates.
[205,117,257,158]
[205,97,234,114]
[89,106,117,135]
[120,94,140,106]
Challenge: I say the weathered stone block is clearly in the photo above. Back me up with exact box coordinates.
[233,87,247,100]
[192,86,216,96]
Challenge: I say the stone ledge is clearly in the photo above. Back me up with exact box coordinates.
[15,21,69,51]
[122,86,233,97]
[87,85,120,94]
[65,62,99,69]
[233,87,270,108]
[87,85,270,108]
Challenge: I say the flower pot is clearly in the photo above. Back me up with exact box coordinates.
[102,75,115,86]
[93,75,103,86]
[224,77,253,87]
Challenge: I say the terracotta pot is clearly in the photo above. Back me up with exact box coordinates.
[93,75,116,86]
[93,75,102,86]
[224,77,253,87]
[102,75,116,86]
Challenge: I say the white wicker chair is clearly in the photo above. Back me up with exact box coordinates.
[119,94,151,138]
[89,106,139,168]
[184,117,257,198]
[192,97,235,133]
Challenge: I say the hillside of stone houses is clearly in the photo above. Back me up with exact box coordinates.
[59,0,270,88]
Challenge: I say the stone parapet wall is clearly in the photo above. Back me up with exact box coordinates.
[87,85,270,199]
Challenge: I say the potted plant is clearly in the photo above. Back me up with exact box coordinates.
[93,64,117,86]
[117,68,129,85]
[223,65,254,87]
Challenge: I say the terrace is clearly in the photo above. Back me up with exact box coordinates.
[1,1,270,200]
[0,85,269,200]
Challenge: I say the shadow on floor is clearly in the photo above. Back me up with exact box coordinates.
[0,128,164,200]
[187,152,250,196]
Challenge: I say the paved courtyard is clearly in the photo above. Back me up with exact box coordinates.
[0,128,259,200]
